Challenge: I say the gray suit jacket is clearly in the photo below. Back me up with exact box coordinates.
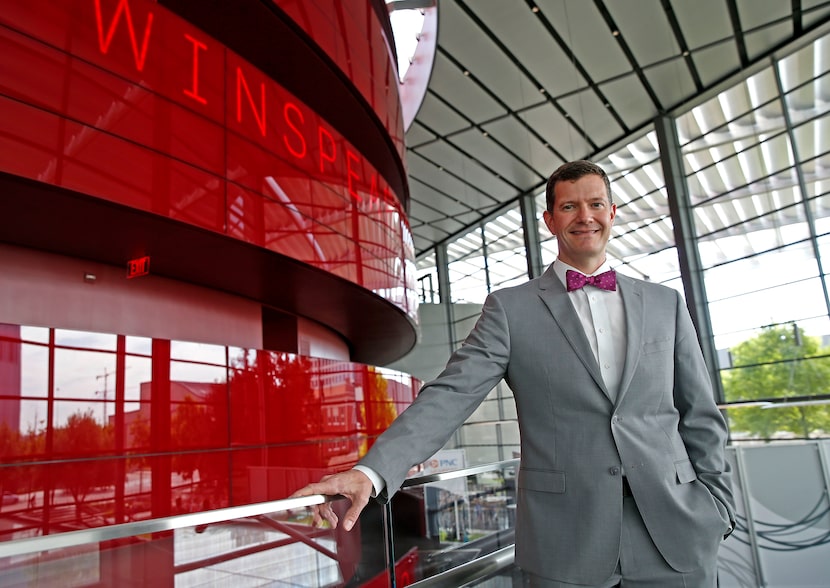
[359,265,735,584]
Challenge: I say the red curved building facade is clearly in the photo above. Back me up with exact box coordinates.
[0,0,421,569]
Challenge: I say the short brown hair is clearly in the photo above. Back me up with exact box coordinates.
[545,160,612,212]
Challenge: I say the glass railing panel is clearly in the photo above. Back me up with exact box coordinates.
[0,461,520,587]
[389,459,519,585]
[0,495,374,587]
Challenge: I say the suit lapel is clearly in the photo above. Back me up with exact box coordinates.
[616,274,644,405]
[536,268,608,394]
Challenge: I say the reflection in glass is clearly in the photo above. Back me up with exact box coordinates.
[0,323,420,550]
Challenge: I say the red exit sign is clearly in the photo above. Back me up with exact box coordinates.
[127,256,150,278]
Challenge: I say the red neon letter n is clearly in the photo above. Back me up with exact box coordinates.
[236,67,267,136]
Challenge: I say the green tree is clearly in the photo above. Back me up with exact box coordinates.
[54,410,114,521]
[723,324,830,439]
[360,367,398,456]
[0,422,22,511]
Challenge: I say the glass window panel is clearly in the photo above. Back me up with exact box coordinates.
[786,75,830,129]
[803,153,830,198]
[448,260,488,303]
[678,100,729,143]
[695,203,808,264]
[676,67,777,146]
[446,226,483,264]
[54,329,116,351]
[611,215,673,259]
[685,103,787,158]
[708,277,827,341]
[483,206,528,291]
[792,115,830,167]
[778,36,830,93]
[794,315,830,342]
[720,133,793,187]
[170,340,227,364]
[704,242,819,302]
[416,251,439,303]
[19,326,49,343]
[19,399,48,436]
[170,360,227,383]
[540,238,557,268]
[53,399,113,435]
[685,161,732,203]
[487,249,529,290]
[461,422,500,445]
[468,399,502,422]
[616,247,681,285]
[20,342,49,399]
[694,175,803,233]
[124,355,152,403]
[535,192,558,266]
[53,348,116,405]
[501,421,520,445]
[125,335,152,356]
[447,225,489,303]
[723,345,830,406]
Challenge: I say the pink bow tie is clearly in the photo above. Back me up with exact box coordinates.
[566,269,617,292]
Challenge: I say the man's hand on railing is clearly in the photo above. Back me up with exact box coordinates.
[290,469,373,532]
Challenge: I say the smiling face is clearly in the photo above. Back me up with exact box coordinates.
[543,173,616,274]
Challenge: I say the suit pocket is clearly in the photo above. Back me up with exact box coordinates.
[518,467,565,493]
[674,458,697,484]
[643,337,672,355]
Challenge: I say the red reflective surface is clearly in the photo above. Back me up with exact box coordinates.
[0,323,420,544]
[0,0,416,319]
[274,0,406,160]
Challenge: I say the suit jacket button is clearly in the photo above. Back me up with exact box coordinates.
[609,466,620,476]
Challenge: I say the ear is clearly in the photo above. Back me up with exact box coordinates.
[543,210,556,236]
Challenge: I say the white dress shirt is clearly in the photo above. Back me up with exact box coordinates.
[552,259,627,401]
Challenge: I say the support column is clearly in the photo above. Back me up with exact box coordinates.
[520,192,544,279]
[654,116,725,403]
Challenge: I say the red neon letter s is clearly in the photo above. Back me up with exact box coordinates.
[318,126,336,172]
[183,33,207,105]
[94,0,154,71]
[235,67,267,136]
[283,102,306,159]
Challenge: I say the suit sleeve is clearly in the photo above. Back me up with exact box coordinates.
[357,292,512,500]
[671,290,736,531]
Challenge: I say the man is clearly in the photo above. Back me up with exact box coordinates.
[293,160,735,587]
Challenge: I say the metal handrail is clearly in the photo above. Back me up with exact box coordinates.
[0,459,519,559]
[402,458,519,487]
[407,545,516,588]
[0,494,330,559]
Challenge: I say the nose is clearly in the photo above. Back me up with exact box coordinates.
[576,203,594,221]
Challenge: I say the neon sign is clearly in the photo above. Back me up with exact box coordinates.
[90,0,399,208]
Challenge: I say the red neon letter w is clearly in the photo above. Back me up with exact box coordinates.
[94,0,154,71]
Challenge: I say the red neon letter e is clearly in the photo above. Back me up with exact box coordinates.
[346,149,362,201]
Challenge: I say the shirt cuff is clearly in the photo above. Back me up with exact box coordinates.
[353,465,384,498]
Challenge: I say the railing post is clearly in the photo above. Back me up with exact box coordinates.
[382,500,397,588]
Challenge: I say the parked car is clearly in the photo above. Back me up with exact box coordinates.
[2,492,19,505]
